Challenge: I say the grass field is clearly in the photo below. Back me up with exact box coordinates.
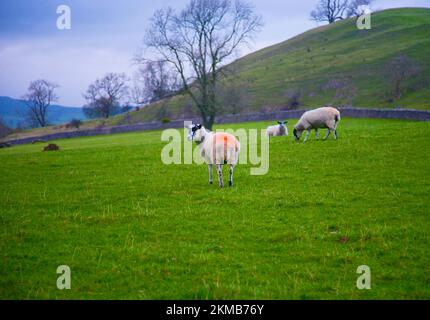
[1,118,429,299]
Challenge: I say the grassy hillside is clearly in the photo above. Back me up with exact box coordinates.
[1,118,429,299]
[109,8,430,126]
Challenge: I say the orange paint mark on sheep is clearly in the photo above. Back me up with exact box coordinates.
[212,133,239,164]
[214,133,239,149]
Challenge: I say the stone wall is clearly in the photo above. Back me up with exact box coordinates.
[4,108,430,146]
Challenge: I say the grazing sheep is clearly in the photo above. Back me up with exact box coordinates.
[293,107,341,142]
[266,121,289,137]
[187,124,240,188]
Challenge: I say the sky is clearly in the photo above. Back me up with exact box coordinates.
[0,0,428,106]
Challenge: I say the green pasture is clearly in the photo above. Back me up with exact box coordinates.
[0,118,429,299]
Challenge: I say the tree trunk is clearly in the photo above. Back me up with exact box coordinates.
[200,109,215,130]
[206,85,217,130]
[40,108,47,127]
[196,83,217,130]
[198,107,212,130]
[395,80,402,100]
[207,114,215,131]
[198,106,215,131]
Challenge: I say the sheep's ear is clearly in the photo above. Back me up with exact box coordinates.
[285,120,288,124]
[277,121,281,124]
[197,124,202,129]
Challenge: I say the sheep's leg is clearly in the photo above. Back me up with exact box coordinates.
[323,129,331,140]
[229,164,234,187]
[303,130,310,142]
[333,121,339,140]
[208,164,213,184]
[315,129,319,140]
[217,164,224,188]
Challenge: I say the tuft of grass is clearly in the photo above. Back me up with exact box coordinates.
[0,118,429,299]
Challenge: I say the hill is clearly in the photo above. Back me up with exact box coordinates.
[0,96,84,128]
[108,8,430,126]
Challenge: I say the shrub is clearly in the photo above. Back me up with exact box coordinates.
[285,90,302,109]
[66,118,82,129]
[43,144,60,151]
[0,143,11,148]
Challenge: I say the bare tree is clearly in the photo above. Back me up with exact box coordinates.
[22,79,59,127]
[156,101,172,121]
[65,119,82,129]
[385,54,422,102]
[83,73,129,119]
[346,0,373,18]
[284,89,302,110]
[322,76,357,107]
[139,0,262,129]
[132,61,180,105]
[310,0,349,23]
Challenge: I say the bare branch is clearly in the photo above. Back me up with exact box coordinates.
[138,0,262,129]
[346,0,373,18]
[132,61,180,104]
[83,73,129,119]
[384,54,422,102]
[22,79,59,127]
[310,0,349,24]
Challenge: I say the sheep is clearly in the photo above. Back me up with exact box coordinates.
[187,123,240,188]
[293,107,341,142]
[266,121,289,137]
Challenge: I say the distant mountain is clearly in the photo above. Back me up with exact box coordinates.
[0,96,85,128]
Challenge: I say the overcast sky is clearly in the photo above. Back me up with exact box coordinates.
[0,0,428,106]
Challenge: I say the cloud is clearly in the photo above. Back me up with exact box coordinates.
[0,0,428,106]
[0,38,135,106]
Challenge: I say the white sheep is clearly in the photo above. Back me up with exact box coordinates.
[187,124,240,188]
[266,121,289,137]
[293,107,341,142]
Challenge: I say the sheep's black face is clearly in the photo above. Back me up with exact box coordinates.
[276,121,289,136]
[187,124,202,141]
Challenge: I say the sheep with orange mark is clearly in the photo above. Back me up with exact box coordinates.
[187,124,240,188]
[266,121,288,137]
[293,107,341,142]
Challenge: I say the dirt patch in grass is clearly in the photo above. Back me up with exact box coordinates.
[43,144,60,151]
